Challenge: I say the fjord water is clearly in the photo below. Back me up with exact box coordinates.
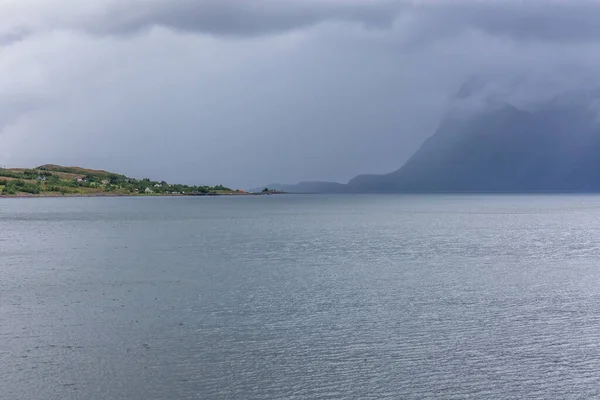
[3,195,600,399]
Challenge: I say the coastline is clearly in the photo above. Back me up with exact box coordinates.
[1,165,289,199]
[0,192,286,199]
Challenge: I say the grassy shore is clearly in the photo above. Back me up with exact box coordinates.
[0,192,276,198]
[0,164,272,197]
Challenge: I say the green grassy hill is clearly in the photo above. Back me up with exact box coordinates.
[0,165,237,196]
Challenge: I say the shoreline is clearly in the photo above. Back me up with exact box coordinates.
[0,192,286,199]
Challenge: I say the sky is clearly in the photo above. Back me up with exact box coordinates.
[2,0,600,188]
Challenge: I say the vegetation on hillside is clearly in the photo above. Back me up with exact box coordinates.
[0,165,236,196]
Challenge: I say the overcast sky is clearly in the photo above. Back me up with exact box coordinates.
[2,0,600,188]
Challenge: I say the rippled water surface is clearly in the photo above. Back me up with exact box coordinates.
[3,195,600,399]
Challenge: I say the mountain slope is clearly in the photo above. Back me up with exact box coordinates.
[259,89,600,193]
[349,97,600,192]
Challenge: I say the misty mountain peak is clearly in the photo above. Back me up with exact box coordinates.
[455,78,488,99]
[264,87,600,193]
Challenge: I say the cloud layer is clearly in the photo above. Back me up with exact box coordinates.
[2,1,600,187]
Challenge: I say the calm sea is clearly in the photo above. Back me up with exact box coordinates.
[3,195,600,399]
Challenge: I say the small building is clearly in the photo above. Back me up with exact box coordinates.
[144,187,153,194]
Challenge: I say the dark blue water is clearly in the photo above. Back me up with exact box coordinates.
[3,195,600,399]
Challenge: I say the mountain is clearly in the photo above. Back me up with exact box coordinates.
[271,89,600,193]
[350,94,600,192]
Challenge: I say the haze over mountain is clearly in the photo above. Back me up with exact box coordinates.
[266,86,600,193]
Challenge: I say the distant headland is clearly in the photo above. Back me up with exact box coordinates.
[0,165,282,197]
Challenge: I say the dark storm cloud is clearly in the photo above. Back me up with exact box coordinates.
[75,0,600,44]
[86,0,401,37]
[416,1,600,44]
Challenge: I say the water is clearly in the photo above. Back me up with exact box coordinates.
[3,194,600,399]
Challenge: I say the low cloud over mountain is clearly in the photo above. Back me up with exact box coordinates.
[271,86,600,193]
